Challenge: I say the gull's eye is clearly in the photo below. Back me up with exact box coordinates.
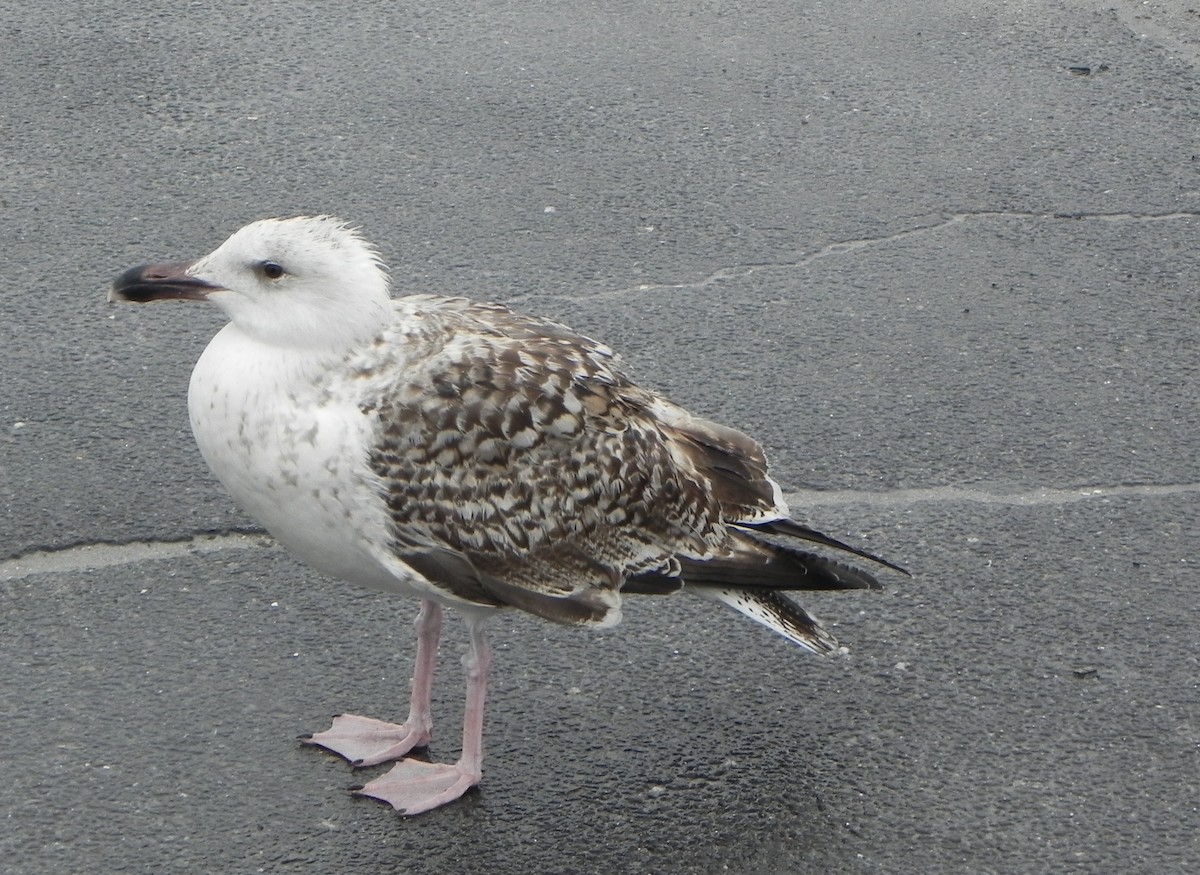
[260,261,285,280]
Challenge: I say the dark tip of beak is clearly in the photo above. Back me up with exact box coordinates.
[108,260,219,304]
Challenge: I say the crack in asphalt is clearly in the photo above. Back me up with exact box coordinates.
[520,209,1200,303]
[3,481,1197,582]
[0,532,271,583]
[787,481,1200,508]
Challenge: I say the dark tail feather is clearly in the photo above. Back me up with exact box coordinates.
[678,541,882,591]
[740,517,911,577]
[625,524,904,652]
[626,526,892,595]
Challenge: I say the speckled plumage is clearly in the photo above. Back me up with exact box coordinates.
[110,215,905,815]
[351,294,758,626]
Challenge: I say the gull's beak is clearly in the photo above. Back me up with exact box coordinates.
[108,261,221,303]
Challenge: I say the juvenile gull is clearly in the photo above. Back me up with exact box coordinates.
[109,216,906,816]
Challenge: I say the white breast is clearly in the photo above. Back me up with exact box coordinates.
[187,324,419,596]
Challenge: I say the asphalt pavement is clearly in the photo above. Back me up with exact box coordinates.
[2,1,1198,872]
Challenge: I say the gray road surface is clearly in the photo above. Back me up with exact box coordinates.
[2,1,1198,872]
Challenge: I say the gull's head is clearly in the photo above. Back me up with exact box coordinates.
[109,216,392,350]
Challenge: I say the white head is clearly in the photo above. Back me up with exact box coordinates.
[111,216,393,351]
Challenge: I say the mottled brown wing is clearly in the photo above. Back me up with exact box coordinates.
[364,297,729,624]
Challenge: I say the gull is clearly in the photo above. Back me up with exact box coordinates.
[109,216,906,816]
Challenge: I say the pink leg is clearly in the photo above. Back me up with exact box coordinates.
[354,615,492,815]
[302,600,443,767]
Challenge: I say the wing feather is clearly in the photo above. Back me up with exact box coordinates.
[356,295,904,638]
[363,296,725,623]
